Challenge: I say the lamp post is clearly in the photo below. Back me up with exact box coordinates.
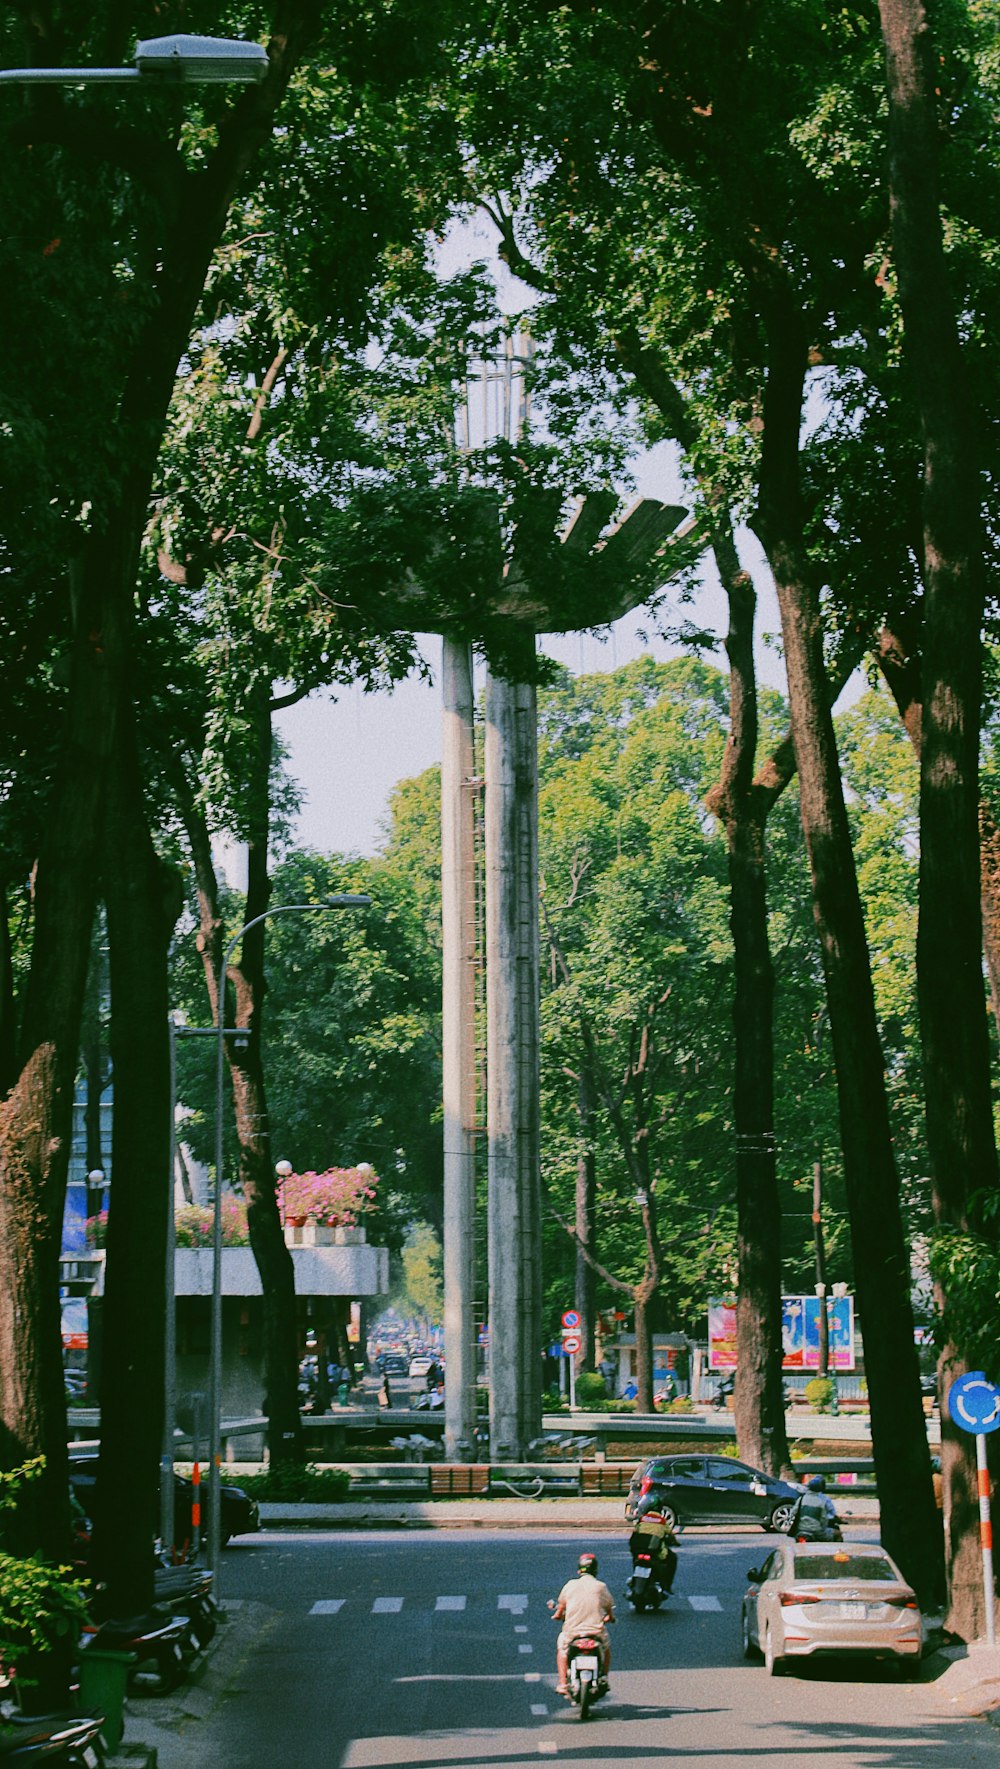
[0,33,268,85]
[207,895,371,1578]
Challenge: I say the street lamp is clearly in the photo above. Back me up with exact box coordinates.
[207,896,371,1578]
[0,34,268,85]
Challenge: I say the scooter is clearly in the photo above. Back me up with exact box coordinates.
[547,1603,609,1721]
[80,1608,192,1695]
[564,1636,608,1721]
[626,1549,671,1611]
[0,1710,104,1764]
[153,1562,219,1651]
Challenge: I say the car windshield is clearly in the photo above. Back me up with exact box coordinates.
[793,1552,898,1582]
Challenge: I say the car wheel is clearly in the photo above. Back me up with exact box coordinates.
[741,1605,760,1661]
[657,1504,678,1532]
[763,1624,783,1677]
[767,1501,798,1533]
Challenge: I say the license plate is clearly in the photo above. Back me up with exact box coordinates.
[575,1656,599,1673]
[839,1602,866,1619]
[634,1566,651,1580]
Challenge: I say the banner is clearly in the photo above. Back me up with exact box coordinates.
[709,1294,855,1371]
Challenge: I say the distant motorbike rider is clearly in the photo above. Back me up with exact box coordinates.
[628,1498,678,1595]
[552,1551,615,1695]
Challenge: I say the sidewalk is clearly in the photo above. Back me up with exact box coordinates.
[255,1493,881,1530]
[108,1600,276,1769]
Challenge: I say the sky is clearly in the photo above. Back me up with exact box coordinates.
[271,215,791,862]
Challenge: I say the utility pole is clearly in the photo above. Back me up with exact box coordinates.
[441,636,479,1460]
[485,638,543,1458]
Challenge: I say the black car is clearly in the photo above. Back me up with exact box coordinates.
[624,1453,803,1532]
[69,1453,259,1548]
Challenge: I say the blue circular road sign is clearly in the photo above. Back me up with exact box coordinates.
[948,1372,1000,1434]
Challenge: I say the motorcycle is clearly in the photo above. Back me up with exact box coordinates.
[0,1711,104,1765]
[153,1562,219,1651]
[712,1374,735,1409]
[80,1607,192,1695]
[564,1636,608,1721]
[626,1548,672,1611]
[788,1478,842,1543]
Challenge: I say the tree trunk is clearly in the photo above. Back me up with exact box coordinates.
[754,289,941,1605]
[220,685,303,1466]
[703,523,791,1477]
[574,1062,598,1371]
[0,534,124,1569]
[880,0,1000,1637]
[94,697,182,1613]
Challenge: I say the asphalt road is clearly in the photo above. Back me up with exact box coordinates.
[164,1529,1000,1768]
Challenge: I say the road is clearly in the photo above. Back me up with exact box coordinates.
[167,1528,1000,1768]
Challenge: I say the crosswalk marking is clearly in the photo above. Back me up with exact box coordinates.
[308,1589,730,1617]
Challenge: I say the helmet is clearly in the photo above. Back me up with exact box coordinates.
[577,1552,598,1576]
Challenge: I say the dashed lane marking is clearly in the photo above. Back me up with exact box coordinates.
[688,1594,723,1612]
[519,1644,534,1654]
[435,1596,466,1611]
[499,1594,529,1613]
[309,1600,345,1615]
[372,1597,404,1614]
[530,1704,549,1716]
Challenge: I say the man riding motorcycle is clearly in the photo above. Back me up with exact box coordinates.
[552,1552,616,1695]
[628,1497,679,1597]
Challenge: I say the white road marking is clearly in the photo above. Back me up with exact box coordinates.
[530,1704,549,1715]
[688,1594,723,1612]
[524,1671,541,1683]
[372,1597,404,1613]
[538,1744,558,1755]
[435,1596,466,1611]
[519,1644,534,1654]
[310,1600,345,1615]
[499,1594,529,1613]
[514,1624,528,1633]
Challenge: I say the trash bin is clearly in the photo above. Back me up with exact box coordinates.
[78,1647,134,1753]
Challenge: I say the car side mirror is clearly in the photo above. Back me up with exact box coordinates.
[746,1566,764,1583]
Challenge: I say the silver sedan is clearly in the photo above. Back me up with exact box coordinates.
[742,1541,923,1676]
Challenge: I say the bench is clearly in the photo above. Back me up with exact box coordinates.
[345,1465,431,1500]
[431,1464,491,1497]
[580,1464,633,1498]
[488,1464,582,1499]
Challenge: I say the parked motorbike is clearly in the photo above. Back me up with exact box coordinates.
[153,1562,218,1651]
[0,1710,104,1765]
[80,1608,192,1695]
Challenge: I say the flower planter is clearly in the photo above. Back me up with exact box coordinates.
[284,1222,336,1248]
[334,1226,366,1245]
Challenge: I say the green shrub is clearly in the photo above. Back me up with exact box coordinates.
[0,1463,88,1684]
[803,1377,836,1412]
[666,1395,694,1413]
[221,1464,350,1503]
[573,1372,607,1408]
